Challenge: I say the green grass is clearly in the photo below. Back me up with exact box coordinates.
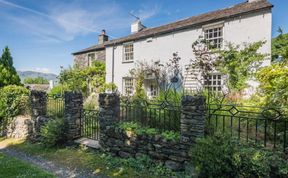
[0,152,55,178]
[0,138,179,178]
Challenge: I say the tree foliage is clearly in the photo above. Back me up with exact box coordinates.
[216,41,266,91]
[272,32,288,61]
[59,61,105,96]
[23,77,49,84]
[0,47,21,87]
[257,62,288,116]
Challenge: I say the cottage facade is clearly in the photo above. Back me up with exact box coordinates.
[73,0,273,97]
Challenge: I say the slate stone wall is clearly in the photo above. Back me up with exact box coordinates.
[30,90,48,136]
[64,91,83,140]
[74,50,105,68]
[98,93,206,171]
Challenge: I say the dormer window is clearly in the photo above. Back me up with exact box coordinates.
[123,43,134,62]
[204,26,223,49]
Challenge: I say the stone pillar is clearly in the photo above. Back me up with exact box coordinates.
[30,90,48,136]
[64,91,83,140]
[30,90,47,118]
[180,95,206,145]
[98,93,120,146]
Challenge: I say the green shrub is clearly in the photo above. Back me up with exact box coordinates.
[190,133,288,178]
[161,131,180,141]
[190,134,238,178]
[40,118,67,147]
[119,122,157,136]
[0,85,30,118]
[99,83,118,93]
[83,93,98,110]
[119,122,180,141]
[48,84,69,97]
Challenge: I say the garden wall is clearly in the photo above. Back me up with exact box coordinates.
[98,93,206,171]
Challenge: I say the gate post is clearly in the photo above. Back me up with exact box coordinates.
[98,93,120,147]
[64,91,83,140]
[30,90,48,136]
[30,90,47,118]
[180,95,206,146]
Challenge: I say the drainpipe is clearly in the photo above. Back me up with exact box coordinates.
[112,44,115,84]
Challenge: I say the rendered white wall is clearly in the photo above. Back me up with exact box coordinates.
[106,9,272,94]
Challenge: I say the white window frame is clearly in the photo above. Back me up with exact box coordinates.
[147,81,159,98]
[203,24,224,49]
[123,42,134,63]
[123,77,134,96]
[203,73,224,92]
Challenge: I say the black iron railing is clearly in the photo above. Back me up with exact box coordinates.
[120,100,181,132]
[47,95,64,118]
[207,104,288,151]
[81,109,99,140]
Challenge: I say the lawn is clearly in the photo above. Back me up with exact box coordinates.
[0,138,181,178]
[0,152,55,178]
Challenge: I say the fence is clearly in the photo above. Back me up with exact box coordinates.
[120,100,181,132]
[47,95,65,118]
[207,104,288,151]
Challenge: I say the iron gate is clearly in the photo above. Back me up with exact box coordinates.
[81,109,100,140]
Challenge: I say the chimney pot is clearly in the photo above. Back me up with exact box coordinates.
[102,29,106,35]
[98,29,109,44]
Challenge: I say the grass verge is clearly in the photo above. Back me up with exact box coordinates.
[0,138,182,178]
[0,152,55,178]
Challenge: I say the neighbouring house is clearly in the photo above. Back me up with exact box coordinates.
[72,30,108,68]
[73,0,273,97]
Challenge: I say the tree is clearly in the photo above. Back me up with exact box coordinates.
[59,60,105,96]
[257,62,288,116]
[272,32,288,61]
[215,41,266,91]
[23,77,49,84]
[0,47,21,87]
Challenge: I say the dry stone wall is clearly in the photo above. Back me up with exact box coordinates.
[98,93,206,171]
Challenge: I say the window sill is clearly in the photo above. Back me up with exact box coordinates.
[122,60,134,64]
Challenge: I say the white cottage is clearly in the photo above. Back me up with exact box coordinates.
[73,0,273,97]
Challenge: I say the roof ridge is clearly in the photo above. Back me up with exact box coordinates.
[73,0,272,55]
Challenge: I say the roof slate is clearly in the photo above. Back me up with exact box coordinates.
[73,0,272,55]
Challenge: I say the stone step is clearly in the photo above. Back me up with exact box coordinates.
[74,137,101,149]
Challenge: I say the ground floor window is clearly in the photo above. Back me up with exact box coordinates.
[123,78,134,96]
[204,74,223,92]
[148,82,158,98]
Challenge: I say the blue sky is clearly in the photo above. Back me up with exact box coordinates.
[0,0,287,74]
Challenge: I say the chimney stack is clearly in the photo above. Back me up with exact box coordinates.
[98,29,109,44]
[131,20,146,34]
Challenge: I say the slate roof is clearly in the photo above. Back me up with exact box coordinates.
[73,0,273,55]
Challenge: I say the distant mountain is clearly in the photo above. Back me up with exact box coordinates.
[17,71,58,82]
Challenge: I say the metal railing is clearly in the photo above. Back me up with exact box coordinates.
[207,104,288,151]
[120,100,181,132]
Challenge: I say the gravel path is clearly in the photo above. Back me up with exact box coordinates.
[0,147,105,178]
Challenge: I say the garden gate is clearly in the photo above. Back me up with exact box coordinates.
[80,109,100,140]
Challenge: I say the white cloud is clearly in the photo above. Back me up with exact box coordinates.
[0,0,160,42]
[132,5,160,21]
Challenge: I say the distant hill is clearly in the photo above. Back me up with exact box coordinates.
[17,71,58,82]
